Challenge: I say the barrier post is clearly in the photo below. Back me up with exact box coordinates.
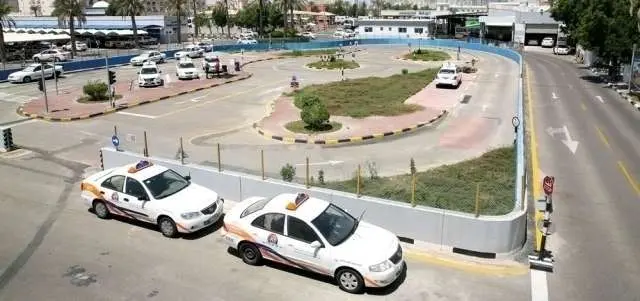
[143,131,149,157]
[356,164,361,197]
[113,125,118,137]
[179,137,185,165]
[217,143,221,172]
[261,149,265,180]
[305,157,310,188]
[411,173,416,207]
[474,183,481,217]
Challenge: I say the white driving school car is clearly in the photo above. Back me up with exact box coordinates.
[137,61,164,87]
[80,160,224,237]
[221,192,404,294]
[435,62,462,88]
[176,57,200,80]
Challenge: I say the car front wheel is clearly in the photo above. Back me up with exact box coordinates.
[23,76,31,83]
[336,268,365,294]
[239,242,262,265]
[158,216,178,237]
[93,201,110,219]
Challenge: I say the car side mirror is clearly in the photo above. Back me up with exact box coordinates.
[310,241,323,249]
[184,175,191,181]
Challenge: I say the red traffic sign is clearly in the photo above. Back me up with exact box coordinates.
[543,176,555,195]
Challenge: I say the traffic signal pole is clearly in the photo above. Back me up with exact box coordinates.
[105,57,113,108]
[40,62,49,113]
[53,60,59,95]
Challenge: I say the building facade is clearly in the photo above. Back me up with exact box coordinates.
[357,19,435,38]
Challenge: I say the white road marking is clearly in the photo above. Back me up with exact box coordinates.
[0,149,33,159]
[258,86,284,96]
[530,270,549,301]
[551,92,559,100]
[295,160,344,166]
[115,111,158,119]
[596,96,604,103]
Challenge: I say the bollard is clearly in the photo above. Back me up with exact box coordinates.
[217,143,221,172]
[99,149,104,170]
[474,183,481,217]
[356,165,361,197]
[305,157,310,188]
[411,174,416,207]
[261,149,265,180]
[179,137,185,165]
[113,125,118,137]
[143,131,149,157]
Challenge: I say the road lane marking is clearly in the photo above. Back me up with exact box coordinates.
[530,270,550,301]
[156,80,287,118]
[551,92,558,100]
[594,126,611,149]
[115,111,158,119]
[596,96,604,103]
[617,161,640,196]
[581,102,587,111]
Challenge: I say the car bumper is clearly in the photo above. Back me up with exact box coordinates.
[541,43,553,47]
[178,74,199,79]
[7,77,19,82]
[177,199,224,233]
[435,78,459,86]
[365,259,405,288]
[131,61,143,66]
[139,81,161,87]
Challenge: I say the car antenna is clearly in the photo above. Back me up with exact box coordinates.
[358,209,366,222]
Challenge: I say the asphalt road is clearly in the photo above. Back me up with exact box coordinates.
[1,46,519,183]
[0,151,530,301]
[526,50,640,301]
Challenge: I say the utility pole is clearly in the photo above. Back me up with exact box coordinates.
[105,56,113,108]
[192,0,199,38]
[628,44,636,94]
[40,62,49,113]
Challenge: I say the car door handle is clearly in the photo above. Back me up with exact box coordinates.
[123,198,129,202]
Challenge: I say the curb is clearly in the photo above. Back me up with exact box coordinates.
[16,72,254,122]
[625,95,640,111]
[252,109,447,145]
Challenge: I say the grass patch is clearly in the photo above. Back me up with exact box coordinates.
[76,94,123,104]
[294,68,437,118]
[280,49,342,57]
[403,49,451,61]
[321,147,516,215]
[306,59,359,70]
[285,120,342,134]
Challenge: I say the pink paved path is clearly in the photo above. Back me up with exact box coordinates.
[257,73,477,141]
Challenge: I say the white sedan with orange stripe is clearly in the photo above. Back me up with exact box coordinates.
[80,160,224,237]
[221,192,405,294]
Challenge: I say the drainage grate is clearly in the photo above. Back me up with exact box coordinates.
[460,95,472,104]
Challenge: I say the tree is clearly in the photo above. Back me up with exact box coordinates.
[357,1,367,16]
[52,0,86,59]
[212,3,228,32]
[166,0,188,43]
[308,1,319,12]
[298,93,329,129]
[0,2,15,68]
[289,0,307,32]
[326,0,346,16]
[347,3,357,17]
[630,0,640,32]
[224,0,231,38]
[30,5,41,16]
[191,0,199,37]
[194,12,209,36]
[111,0,145,48]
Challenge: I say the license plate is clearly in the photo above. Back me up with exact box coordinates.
[204,217,215,226]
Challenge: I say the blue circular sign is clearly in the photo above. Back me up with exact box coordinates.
[111,135,120,147]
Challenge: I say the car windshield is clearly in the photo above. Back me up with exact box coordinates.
[439,69,455,74]
[311,204,357,246]
[139,53,150,58]
[205,57,218,62]
[179,62,195,68]
[140,67,157,74]
[142,169,190,199]
[22,67,36,72]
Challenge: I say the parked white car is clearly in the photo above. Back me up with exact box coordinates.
[553,46,570,55]
[221,192,405,294]
[196,40,214,52]
[175,58,200,80]
[202,54,220,71]
[237,37,258,45]
[80,160,224,237]
[174,45,205,59]
[62,41,88,51]
[130,51,166,66]
[435,62,462,88]
[541,37,555,48]
[137,61,164,87]
[7,63,64,83]
[300,32,317,39]
[32,49,70,62]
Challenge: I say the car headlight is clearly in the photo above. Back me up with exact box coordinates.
[369,260,393,272]
[180,212,202,219]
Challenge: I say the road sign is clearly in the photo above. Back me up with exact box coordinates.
[543,176,555,195]
[111,135,120,147]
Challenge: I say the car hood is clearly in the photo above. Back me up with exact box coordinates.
[178,68,198,73]
[139,73,160,79]
[131,56,148,61]
[334,221,399,265]
[8,71,30,77]
[158,183,218,213]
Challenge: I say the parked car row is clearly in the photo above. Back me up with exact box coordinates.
[80,160,406,295]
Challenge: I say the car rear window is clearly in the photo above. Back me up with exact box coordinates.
[240,198,271,218]
[439,69,455,74]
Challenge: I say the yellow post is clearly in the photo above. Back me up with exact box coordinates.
[474,183,481,217]
[261,149,265,180]
[305,157,310,188]
[217,143,221,172]
[356,165,361,197]
[411,174,416,207]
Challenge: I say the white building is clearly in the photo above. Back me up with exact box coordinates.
[357,19,434,38]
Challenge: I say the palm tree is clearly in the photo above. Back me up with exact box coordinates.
[30,5,41,16]
[0,2,15,68]
[52,0,86,59]
[274,0,288,32]
[631,0,640,32]
[289,0,306,31]
[224,0,230,38]
[166,0,188,44]
[111,0,145,49]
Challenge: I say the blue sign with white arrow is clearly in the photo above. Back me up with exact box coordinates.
[111,135,120,147]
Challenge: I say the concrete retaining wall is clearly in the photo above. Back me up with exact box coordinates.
[101,148,527,255]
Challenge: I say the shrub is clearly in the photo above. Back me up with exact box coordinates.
[280,164,295,182]
[83,80,109,101]
[294,92,321,109]
[415,48,423,54]
[301,101,330,130]
[270,30,285,38]
[284,28,298,37]
[401,68,409,75]
[329,55,336,62]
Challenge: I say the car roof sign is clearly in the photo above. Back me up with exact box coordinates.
[286,193,310,210]
[128,160,153,173]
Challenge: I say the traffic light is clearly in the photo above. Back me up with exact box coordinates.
[37,79,44,92]
[108,70,116,84]
[1,127,14,152]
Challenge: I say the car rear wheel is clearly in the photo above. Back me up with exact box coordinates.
[336,268,365,294]
[93,201,110,219]
[239,242,262,265]
[33,57,39,63]
[158,216,178,237]
[23,76,31,83]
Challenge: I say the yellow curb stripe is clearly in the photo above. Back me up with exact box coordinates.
[404,250,528,276]
[349,136,362,142]
[325,139,338,144]
[525,63,544,251]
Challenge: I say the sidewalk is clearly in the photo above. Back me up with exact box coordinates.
[254,73,476,144]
